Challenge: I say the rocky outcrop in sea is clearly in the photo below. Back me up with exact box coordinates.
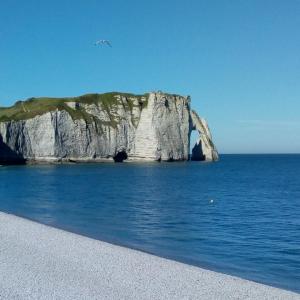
[0,91,218,164]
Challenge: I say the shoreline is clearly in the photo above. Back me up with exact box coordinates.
[5,210,295,294]
[0,212,299,299]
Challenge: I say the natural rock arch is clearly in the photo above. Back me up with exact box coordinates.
[189,110,218,161]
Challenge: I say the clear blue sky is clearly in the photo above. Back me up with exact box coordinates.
[0,0,299,153]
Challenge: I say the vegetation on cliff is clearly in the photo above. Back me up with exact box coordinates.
[0,92,148,126]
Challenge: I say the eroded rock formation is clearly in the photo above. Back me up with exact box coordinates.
[0,92,218,164]
[190,110,219,161]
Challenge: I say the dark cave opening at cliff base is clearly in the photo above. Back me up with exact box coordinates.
[113,151,128,163]
[0,137,26,165]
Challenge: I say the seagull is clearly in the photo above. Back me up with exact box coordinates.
[209,199,214,203]
[94,40,112,47]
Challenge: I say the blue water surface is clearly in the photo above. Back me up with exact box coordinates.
[0,155,299,292]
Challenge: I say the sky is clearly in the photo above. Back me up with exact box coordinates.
[0,0,299,153]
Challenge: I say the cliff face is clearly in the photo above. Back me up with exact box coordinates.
[0,92,218,164]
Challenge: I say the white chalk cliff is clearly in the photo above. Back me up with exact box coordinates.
[0,92,218,164]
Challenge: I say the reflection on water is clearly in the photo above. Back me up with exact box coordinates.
[0,155,300,292]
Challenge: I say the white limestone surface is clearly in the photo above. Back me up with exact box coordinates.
[0,212,298,300]
[0,92,218,163]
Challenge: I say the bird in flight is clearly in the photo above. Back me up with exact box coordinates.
[94,40,112,47]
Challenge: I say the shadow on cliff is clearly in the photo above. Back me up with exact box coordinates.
[0,136,26,165]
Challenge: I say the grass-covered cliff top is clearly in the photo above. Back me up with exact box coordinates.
[0,92,148,124]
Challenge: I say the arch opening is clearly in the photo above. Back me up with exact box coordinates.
[189,130,198,157]
[189,129,205,161]
[191,139,206,161]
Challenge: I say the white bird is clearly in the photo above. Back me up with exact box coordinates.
[94,40,112,47]
[209,199,214,203]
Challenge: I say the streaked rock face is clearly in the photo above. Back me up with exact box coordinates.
[0,92,218,164]
[133,93,191,161]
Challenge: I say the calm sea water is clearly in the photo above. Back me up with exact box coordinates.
[0,155,299,292]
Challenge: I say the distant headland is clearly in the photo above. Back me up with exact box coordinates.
[0,91,218,164]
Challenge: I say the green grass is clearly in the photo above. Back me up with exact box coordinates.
[0,92,148,128]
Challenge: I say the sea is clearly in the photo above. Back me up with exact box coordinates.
[0,154,299,292]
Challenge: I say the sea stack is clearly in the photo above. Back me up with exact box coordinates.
[0,91,218,164]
